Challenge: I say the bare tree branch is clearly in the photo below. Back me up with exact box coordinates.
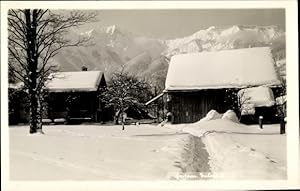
[8,9,97,133]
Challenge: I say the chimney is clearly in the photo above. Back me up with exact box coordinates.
[82,66,88,71]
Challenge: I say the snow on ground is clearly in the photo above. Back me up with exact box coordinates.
[10,124,189,180]
[166,119,286,180]
[10,120,286,181]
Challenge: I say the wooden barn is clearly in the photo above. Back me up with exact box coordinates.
[46,70,106,123]
[164,47,282,124]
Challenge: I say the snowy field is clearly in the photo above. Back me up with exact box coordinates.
[10,124,189,180]
[9,120,286,180]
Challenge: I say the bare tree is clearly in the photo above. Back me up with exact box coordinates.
[271,54,286,134]
[274,78,286,134]
[237,89,254,120]
[8,9,96,134]
[275,79,286,116]
[100,68,152,130]
[224,88,252,121]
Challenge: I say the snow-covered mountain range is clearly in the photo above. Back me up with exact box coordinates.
[53,25,285,90]
[164,25,284,57]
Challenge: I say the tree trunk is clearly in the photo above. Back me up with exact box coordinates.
[29,93,38,133]
[29,93,43,134]
[25,9,43,134]
[114,110,120,125]
[121,109,125,130]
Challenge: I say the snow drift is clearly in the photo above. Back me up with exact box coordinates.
[222,110,239,123]
[199,110,223,122]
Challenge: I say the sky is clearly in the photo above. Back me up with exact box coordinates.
[82,9,286,39]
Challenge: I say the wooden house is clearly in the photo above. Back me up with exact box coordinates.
[46,70,106,123]
[8,82,29,125]
[164,47,282,124]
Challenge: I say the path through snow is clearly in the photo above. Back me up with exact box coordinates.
[166,119,287,180]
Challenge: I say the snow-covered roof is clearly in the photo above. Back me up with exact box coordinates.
[275,95,286,105]
[238,86,275,108]
[165,47,281,91]
[9,82,24,89]
[46,71,104,92]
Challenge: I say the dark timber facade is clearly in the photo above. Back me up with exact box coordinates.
[47,77,106,123]
[166,90,228,124]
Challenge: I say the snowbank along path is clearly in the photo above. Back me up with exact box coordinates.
[167,118,287,180]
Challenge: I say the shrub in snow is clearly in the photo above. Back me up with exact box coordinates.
[275,95,286,105]
[54,118,66,123]
[240,103,255,115]
[200,110,222,122]
[42,119,52,123]
[222,110,239,123]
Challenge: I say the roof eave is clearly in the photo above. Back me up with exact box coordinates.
[164,82,282,92]
[48,88,98,93]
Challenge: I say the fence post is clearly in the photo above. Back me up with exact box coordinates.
[259,116,263,129]
[280,116,286,134]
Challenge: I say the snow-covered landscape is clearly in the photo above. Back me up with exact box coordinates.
[5,7,293,191]
[10,118,286,180]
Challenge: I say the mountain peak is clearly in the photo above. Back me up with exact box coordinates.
[207,26,216,31]
[80,29,94,38]
[220,25,241,36]
[106,25,117,35]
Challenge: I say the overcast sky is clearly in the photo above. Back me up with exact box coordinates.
[80,9,285,39]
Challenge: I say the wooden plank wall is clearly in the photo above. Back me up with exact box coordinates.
[168,90,228,124]
[48,92,100,122]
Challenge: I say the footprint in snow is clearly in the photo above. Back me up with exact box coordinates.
[265,156,277,163]
[248,151,266,159]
